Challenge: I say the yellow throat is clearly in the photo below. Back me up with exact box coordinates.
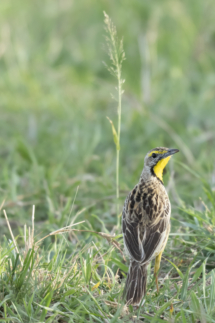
[153,156,171,182]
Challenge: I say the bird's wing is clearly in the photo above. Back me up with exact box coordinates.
[141,216,168,263]
[122,191,169,264]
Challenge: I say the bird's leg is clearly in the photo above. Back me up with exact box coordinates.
[154,252,162,293]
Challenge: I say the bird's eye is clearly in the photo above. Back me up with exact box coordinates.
[152,153,157,158]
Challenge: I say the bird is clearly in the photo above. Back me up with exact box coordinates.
[122,147,179,306]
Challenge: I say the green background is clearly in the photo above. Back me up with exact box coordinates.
[1,0,214,228]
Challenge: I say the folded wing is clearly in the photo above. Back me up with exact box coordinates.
[122,207,168,264]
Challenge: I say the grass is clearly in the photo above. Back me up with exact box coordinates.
[0,0,215,322]
[104,11,125,219]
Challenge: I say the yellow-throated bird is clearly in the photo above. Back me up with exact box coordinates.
[122,147,179,306]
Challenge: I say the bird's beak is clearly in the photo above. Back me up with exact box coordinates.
[161,148,179,159]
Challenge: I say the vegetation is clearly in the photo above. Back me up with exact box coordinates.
[0,0,215,322]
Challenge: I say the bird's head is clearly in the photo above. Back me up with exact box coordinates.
[144,147,179,182]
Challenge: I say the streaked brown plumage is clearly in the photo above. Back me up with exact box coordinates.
[122,147,179,306]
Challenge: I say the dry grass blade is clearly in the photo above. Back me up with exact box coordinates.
[28,226,31,248]
[3,209,23,266]
[31,205,35,247]
[68,229,125,260]
[35,220,86,245]
[0,199,5,211]
[35,223,124,260]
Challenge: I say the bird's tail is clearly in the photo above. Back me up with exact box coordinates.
[124,261,148,306]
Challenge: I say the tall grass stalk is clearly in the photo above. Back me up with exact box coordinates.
[104,12,125,220]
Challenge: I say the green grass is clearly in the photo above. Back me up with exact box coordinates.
[0,0,215,321]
